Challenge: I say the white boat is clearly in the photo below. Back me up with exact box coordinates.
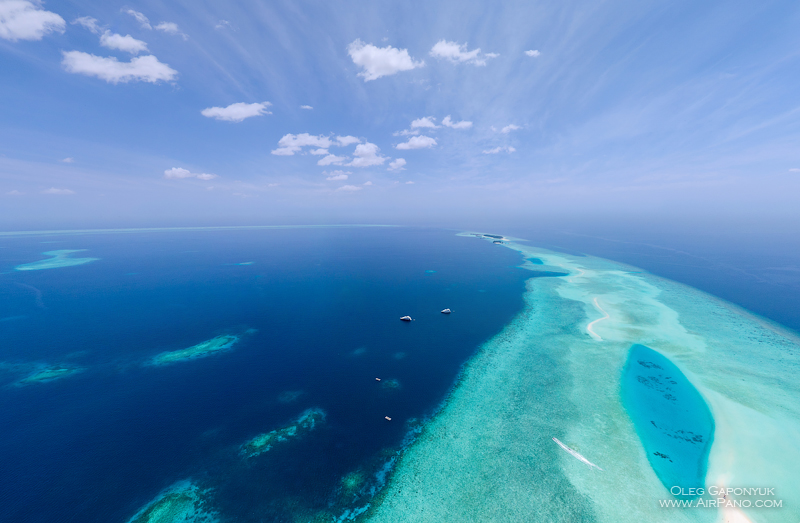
[441,308,451,314]
[552,437,603,470]
[400,316,412,321]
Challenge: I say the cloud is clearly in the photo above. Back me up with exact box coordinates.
[0,0,65,41]
[42,187,75,194]
[310,148,329,155]
[336,185,362,192]
[215,19,234,30]
[429,40,497,66]
[7,190,24,195]
[388,158,406,171]
[325,170,350,181]
[154,21,186,39]
[271,133,334,155]
[201,102,271,122]
[300,105,313,110]
[348,142,387,167]
[405,181,414,184]
[501,124,521,133]
[442,115,472,129]
[789,168,800,172]
[124,9,151,29]
[164,167,217,180]
[347,39,424,81]
[62,51,177,83]
[394,129,420,136]
[482,146,516,154]
[337,135,361,146]
[318,154,347,166]
[100,31,148,54]
[396,135,436,150]
[61,157,74,163]
[525,50,541,57]
[363,181,372,186]
[72,16,100,34]
[411,116,438,129]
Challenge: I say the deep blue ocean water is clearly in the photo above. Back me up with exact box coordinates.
[621,344,714,495]
[0,227,529,522]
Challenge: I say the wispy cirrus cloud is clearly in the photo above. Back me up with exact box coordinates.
[164,167,216,180]
[42,187,74,194]
[62,51,177,83]
[500,124,521,133]
[0,0,65,41]
[348,39,424,81]
[123,9,151,29]
[483,146,516,154]
[201,102,271,122]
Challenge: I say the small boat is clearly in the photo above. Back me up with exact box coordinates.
[441,308,451,314]
[385,416,392,421]
[375,378,381,381]
[400,316,412,321]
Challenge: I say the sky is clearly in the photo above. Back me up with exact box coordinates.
[1,0,800,229]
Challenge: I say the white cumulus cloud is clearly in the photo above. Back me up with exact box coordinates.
[164,167,217,180]
[0,0,65,41]
[201,102,271,122]
[61,157,74,163]
[363,181,373,186]
[310,148,329,155]
[300,105,313,110]
[348,142,387,167]
[336,184,362,192]
[72,16,100,34]
[318,154,347,166]
[337,135,361,146]
[388,158,406,171]
[347,39,424,81]
[501,124,521,133]
[62,51,177,83]
[396,135,436,150]
[482,146,516,154]
[442,115,472,129]
[411,116,438,129]
[100,31,148,54]
[325,170,350,181]
[429,40,497,66]
[525,50,541,57]
[124,9,150,29]
[42,187,74,194]
[271,133,334,155]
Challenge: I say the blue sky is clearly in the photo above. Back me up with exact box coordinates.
[1,0,799,228]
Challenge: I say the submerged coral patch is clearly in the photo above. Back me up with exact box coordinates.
[149,335,239,366]
[126,481,216,523]
[241,408,326,458]
[16,364,82,386]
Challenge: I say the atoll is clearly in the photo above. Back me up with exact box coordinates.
[15,250,99,271]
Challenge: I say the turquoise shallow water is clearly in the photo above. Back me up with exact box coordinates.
[621,344,714,495]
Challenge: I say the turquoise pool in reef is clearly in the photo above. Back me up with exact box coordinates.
[621,344,714,495]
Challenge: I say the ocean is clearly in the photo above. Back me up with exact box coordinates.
[0,227,529,522]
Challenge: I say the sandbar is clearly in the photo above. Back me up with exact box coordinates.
[15,250,99,271]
